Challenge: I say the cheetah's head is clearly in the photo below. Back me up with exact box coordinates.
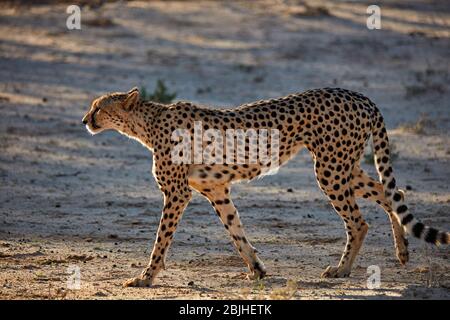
[82,87,140,135]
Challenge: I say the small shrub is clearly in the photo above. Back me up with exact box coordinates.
[140,80,177,104]
[397,114,436,135]
[364,141,398,165]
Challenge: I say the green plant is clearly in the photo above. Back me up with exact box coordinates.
[140,79,177,104]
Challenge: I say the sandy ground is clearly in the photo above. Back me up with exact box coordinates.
[0,0,449,300]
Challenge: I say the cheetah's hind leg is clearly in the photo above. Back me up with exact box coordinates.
[314,161,369,278]
[352,166,409,265]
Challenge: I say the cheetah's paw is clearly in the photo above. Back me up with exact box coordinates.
[321,265,350,278]
[123,277,152,288]
[396,247,409,265]
[246,264,267,280]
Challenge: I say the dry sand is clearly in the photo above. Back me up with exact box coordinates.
[0,0,449,299]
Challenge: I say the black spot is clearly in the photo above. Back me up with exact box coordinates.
[401,214,413,225]
[397,205,407,214]
[387,179,396,189]
[440,232,448,244]
[393,193,402,202]
[254,262,264,273]
[425,228,438,244]
[412,223,424,238]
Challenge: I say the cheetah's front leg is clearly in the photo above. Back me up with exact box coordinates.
[124,176,192,287]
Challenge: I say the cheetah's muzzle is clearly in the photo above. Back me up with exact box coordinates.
[91,108,101,129]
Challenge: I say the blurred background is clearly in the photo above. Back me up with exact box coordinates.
[0,0,449,299]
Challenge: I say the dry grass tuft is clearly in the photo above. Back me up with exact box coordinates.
[397,114,436,135]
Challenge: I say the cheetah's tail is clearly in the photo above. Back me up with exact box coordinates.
[371,108,449,245]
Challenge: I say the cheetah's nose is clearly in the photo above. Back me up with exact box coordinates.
[82,119,88,125]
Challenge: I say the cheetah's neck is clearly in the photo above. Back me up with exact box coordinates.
[123,101,167,150]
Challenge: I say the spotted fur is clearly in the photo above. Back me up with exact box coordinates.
[82,87,449,286]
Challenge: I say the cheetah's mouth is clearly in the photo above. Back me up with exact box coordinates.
[91,108,101,129]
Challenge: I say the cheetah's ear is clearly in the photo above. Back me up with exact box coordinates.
[127,87,139,94]
[123,88,140,111]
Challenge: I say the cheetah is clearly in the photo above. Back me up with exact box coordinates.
[82,87,449,287]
